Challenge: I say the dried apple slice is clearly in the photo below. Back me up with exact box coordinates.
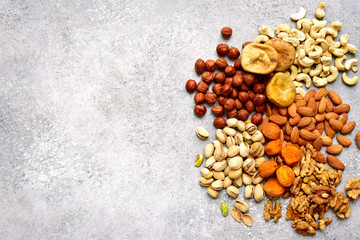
[266,72,296,107]
[240,43,279,74]
[265,39,296,72]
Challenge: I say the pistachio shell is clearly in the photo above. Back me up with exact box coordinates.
[199,177,214,186]
[216,129,227,143]
[231,208,243,222]
[243,214,253,226]
[224,126,237,136]
[251,171,263,184]
[212,160,227,171]
[223,176,232,188]
[227,145,240,158]
[239,142,250,157]
[213,171,225,180]
[213,139,221,148]
[226,136,236,148]
[246,123,257,134]
[214,147,227,161]
[254,184,265,202]
[251,130,263,142]
[255,157,266,168]
[237,120,246,132]
[201,168,213,179]
[205,156,216,169]
[243,131,252,143]
[196,127,209,140]
[204,144,214,158]
[234,133,243,145]
[229,156,243,170]
[233,177,243,188]
[234,200,250,213]
[243,158,256,173]
[229,168,242,180]
[207,187,219,198]
[227,118,238,128]
[244,185,254,198]
[211,180,224,191]
[226,185,239,198]
[242,173,252,185]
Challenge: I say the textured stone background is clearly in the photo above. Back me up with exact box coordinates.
[0,0,359,239]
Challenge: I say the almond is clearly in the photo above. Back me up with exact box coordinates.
[320,135,333,146]
[318,97,326,114]
[336,135,352,147]
[289,113,301,126]
[284,134,290,142]
[324,120,336,138]
[288,103,297,118]
[334,104,350,114]
[338,113,348,125]
[356,131,360,149]
[285,122,292,135]
[297,117,312,128]
[314,101,319,115]
[325,112,338,120]
[326,155,345,170]
[341,121,356,135]
[299,129,317,141]
[326,144,343,155]
[315,122,324,134]
[304,89,316,102]
[290,126,300,144]
[278,107,287,116]
[315,113,326,122]
[272,106,279,115]
[258,117,269,132]
[298,137,311,146]
[303,122,316,131]
[313,129,321,139]
[307,97,317,113]
[266,103,272,118]
[297,107,314,117]
[328,90,342,105]
[314,151,326,163]
[313,138,323,151]
[315,88,328,100]
[325,97,334,112]
[329,119,344,131]
[296,99,307,108]
[269,114,287,125]
[295,94,304,102]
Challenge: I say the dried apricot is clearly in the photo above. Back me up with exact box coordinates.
[263,178,286,197]
[281,146,301,166]
[265,139,282,155]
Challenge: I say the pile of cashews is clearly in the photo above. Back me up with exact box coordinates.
[254,2,358,94]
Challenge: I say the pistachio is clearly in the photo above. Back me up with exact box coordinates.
[251,171,263,184]
[228,168,242,179]
[223,176,232,188]
[227,145,240,158]
[251,130,263,142]
[250,142,263,157]
[234,200,250,213]
[245,123,257,134]
[243,157,256,173]
[213,139,221,149]
[255,157,266,168]
[201,168,213,179]
[204,144,214,158]
[205,156,216,169]
[233,176,243,188]
[196,127,209,140]
[220,202,229,217]
[214,147,226,161]
[226,136,235,148]
[229,156,243,170]
[207,187,219,198]
[199,177,214,186]
[237,120,246,132]
[242,173,252,185]
[227,185,239,198]
[243,214,253,227]
[224,126,237,136]
[243,131,252,143]
[216,129,227,143]
[245,185,255,198]
[239,142,250,157]
[224,166,230,176]
[260,136,266,144]
[212,160,227,171]
[227,118,238,128]
[254,184,265,202]
[211,180,224,191]
[234,133,243,145]
[213,171,225,180]
[231,208,243,222]
[195,153,204,167]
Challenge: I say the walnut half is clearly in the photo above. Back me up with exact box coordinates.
[345,178,360,199]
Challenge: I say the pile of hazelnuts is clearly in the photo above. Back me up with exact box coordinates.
[185,27,266,128]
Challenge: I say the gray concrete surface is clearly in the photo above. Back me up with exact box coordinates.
[0,0,359,239]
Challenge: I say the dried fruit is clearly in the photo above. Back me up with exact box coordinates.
[266,72,296,107]
[264,139,282,155]
[258,161,279,178]
[281,146,301,166]
[276,165,295,187]
[265,39,296,71]
[262,122,281,139]
[241,43,279,74]
[263,177,286,197]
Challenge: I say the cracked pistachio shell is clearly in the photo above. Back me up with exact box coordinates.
[226,185,239,198]
[242,173,252,185]
[237,120,246,132]
[251,171,263,184]
[216,129,227,143]
[213,171,225,180]
[224,126,237,136]
[229,156,243,170]
[196,127,209,140]
[239,142,250,158]
[226,136,235,148]
[205,156,216,169]
[243,214,253,227]
[250,142,264,158]
[260,136,266,144]
[228,168,242,180]
[234,200,250,213]
[199,177,214,186]
[213,160,227,172]
[233,176,243,188]
[227,145,240,158]
[214,147,226,161]
[224,166,230,176]
[243,131,252,143]
[220,202,229,216]
[255,157,266,168]
[195,153,204,167]
[245,185,254,198]
[213,139,221,149]
[254,184,265,202]
[227,118,238,128]
[201,168,213,179]
[251,130,263,142]
[223,176,232,188]
[234,133,243,145]
[245,123,257,135]
[211,180,224,191]
[207,187,219,198]
[231,208,243,222]
[243,157,256,173]
[204,144,214,158]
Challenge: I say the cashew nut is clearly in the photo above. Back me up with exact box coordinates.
[310,25,323,39]
[298,49,315,67]
[304,38,315,54]
[296,87,306,96]
[329,47,345,57]
[300,66,311,74]
[342,72,359,86]
[341,45,349,55]
[308,45,323,59]
[254,35,270,43]
[322,51,332,58]
[294,81,303,87]
[297,18,313,34]
[352,67,358,73]
[319,27,337,38]
[289,65,298,81]
[275,24,291,35]
[324,36,340,48]
[322,65,330,77]
[310,63,323,77]
[289,29,306,41]
[314,57,321,64]
[339,34,349,46]
[291,7,306,21]
[326,66,338,83]
[321,56,332,66]
[259,26,275,38]
[312,18,327,28]
[283,71,291,77]
[335,56,347,71]
[277,32,289,39]
[313,76,328,87]
[315,38,329,52]
[330,21,342,32]
[345,43,358,54]
[344,59,358,71]
[296,73,311,88]
[316,2,326,19]
[283,37,300,48]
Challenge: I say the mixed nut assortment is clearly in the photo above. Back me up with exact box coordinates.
[187,2,360,237]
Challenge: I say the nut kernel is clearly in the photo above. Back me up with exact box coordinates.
[195,153,204,167]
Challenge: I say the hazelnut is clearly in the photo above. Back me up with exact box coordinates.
[230,88,238,99]
[228,47,240,59]
[224,98,235,111]
[234,59,242,70]
[214,116,227,128]
[221,27,232,38]
[243,73,255,86]
[242,42,252,49]
[236,70,245,76]
[212,83,223,95]
[237,109,249,121]
[205,92,217,104]
[248,91,255,101]
[194,92,205,104]
[216,58,228,69]
[218,96,228,106]
[195,58,205,73]
[224,77,233,86]
[253,93,266,106]
[212,105,224,116]
[194,104,206,116]
[226,109,237,118]
[245,101,255,112]
[185,79,197,92]
[197,81,209,93]
[205,59,216,72]
[240,84,250,91]
[251,113,263,125]
[252,83,265,93]
[235,99,243,110]
[256,104,266,114]
[225,65,236,76]
[221,84,232,96]
[232,74,243,88]
[214,72,226,83]
[202,71,214,84]
[238,92,249,102]
[216,44,229,55]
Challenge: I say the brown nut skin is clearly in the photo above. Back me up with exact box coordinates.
[216,58,228,69]
[240,84,250,92]
[232,74,243,88]
[214,116,227,128]
[197,81,209,93]
[226,109,237,118]
[248,91,255,102]
[185,79,197,92]
[225,65,236,76]
[194,92,205,104]
[237,109,249,121]
[238,92,249,103]
[205,59,216,72]
[202,71,214,84]
[195,58,205,73]
[243,73,255,86]
[218,96,228,106]
[224,98,236,111]
[236,70,245,76]
[214,72,226,83]
[251,113,263,125]
[253,93,266,106]
[221,27,232,37]
[242,41,252,49]
[228,47,240,59]
[217,44,229,55]
[212,105,224,115]
[230,89,239,99]
[224,77,233,86]
[245,101,255,112]
[194,104,206,116]
[212,83,223,95]
[235,99,243,110]
[222,84,232,96]
[256,104,266,114]
[234,59,242,70]
[205,92,217,104]
[253,83,265,93]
